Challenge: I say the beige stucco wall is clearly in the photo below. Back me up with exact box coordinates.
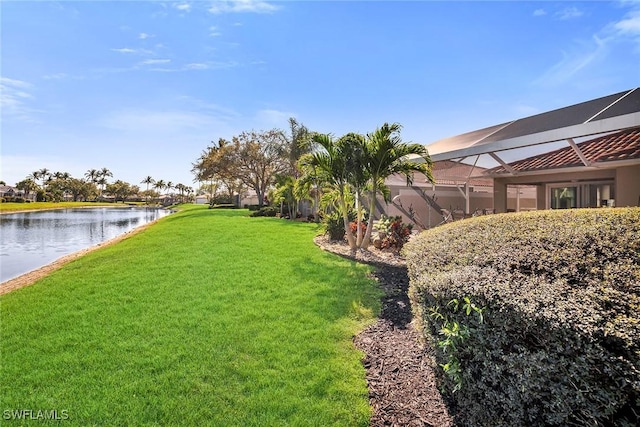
[383,185,495,229]
[492,166,640,210]
[616,165,640,207]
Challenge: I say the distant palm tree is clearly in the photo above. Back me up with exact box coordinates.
[153,179,166,195]
[53,171,71,180]
[165,181,174,196]
[38,168,50,189]
[85,169,99,183]
[98,167,113,196]
[141,176,155,204]
[29,171,41,187]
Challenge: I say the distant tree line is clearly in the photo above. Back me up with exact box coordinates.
[7,168,193,205]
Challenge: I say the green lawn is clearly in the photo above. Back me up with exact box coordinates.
[0,205,381,426]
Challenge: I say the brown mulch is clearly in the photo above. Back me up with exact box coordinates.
[314,236,455,426]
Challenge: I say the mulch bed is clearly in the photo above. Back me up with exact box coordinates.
[314,236,455,426]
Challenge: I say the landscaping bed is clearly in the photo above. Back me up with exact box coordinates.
[315,236,454,426]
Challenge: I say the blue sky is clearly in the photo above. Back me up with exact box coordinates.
[2,0,639,188]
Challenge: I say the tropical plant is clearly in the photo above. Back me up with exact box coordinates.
[38,168,50,189]
[153,179,166,195]
[300,133,358,250]
[141,176,155,203]
[15,179,38,201]
[361,123,433,247]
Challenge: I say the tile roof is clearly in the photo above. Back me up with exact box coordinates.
[487,127,640,174]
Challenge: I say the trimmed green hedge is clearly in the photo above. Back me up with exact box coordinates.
[405,208,640,426]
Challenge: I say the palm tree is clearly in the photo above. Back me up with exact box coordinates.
[38,168,50,189]
[141,176,155,204]
[165,181,174,196]
[153,179,166,194]
[95,168,112,198]
[339,132,369,246]
[361,123,434,247]
[29,171,41,187]
[300,133,358,251]
[85,169,99,183]
[16,178,38,201]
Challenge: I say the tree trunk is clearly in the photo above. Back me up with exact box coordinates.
[339,189,356,251]
[362,185,378,248]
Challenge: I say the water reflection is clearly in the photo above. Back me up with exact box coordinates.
[0,207,172,283]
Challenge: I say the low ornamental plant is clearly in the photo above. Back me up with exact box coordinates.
[323,210,347,241]
[374,215,413,249]
[349,220,367,236]
[405,208,640,427]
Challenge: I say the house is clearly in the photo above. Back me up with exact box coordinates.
[0,185,18,199]
[485,127,640,210]
[195,195,209,205]
[384,161,537,229]
[400,88,640,217]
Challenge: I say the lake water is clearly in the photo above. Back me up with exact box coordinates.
[0,207,173,284]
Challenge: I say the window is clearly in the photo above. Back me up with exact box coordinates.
[551,187,577,209]
[549,181,615,209]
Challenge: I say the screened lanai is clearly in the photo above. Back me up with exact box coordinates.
[423,88,640,213]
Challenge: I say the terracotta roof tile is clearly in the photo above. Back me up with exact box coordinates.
[488,127,640,174]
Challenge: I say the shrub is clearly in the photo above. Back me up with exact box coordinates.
[250,206,278,217]
[405,208,640,427]
[374,215,413,249]
[209,203,237,210]
[323,211,347,241]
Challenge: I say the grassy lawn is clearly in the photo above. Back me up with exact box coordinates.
[0,201,138,212]
[0,205,381,426]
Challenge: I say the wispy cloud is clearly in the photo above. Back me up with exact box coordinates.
[613,8,640,36]
[174,3,191,13]
[139,32,151,39]
[0,77,40,122]
[533,9,546,17]
[140,59,171,65]
[149,61,239,72]
[534,35,608,86]
[111,47,154,55]
[534,3,640,86]
[555,6,584,20]
[41,73,85,81]
[208,0,280,14]
[209,26,222,37]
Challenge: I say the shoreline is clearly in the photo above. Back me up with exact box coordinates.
[0,218,160,296]
[0,204,162,216]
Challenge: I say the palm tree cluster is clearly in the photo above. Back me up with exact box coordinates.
[193,119,434,251]
[11,168,193,204]
[300,122,434,251]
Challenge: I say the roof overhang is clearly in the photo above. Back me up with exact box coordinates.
[430,112,640,161]
[427,88,640,162]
